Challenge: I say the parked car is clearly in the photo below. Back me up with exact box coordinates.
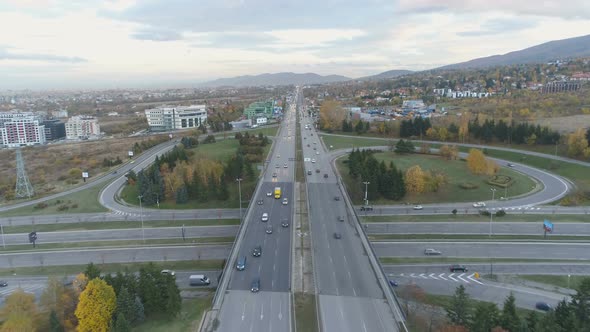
[424,248,442,256]
[535,302,552,311]
[473,202,486,208]
[450,265,468,272]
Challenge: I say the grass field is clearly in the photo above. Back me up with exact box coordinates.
[518,274,586,290]
[337,152,537,205]
[322,135,388,150]
[0,184,107,217]
[132,294,213,332]
[295,293,318,332]
[362,214,589,223]
[0,259,225,276]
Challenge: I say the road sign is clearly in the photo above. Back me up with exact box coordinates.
[543,219,553,232]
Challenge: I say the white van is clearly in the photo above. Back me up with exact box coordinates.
[189,275,211,286]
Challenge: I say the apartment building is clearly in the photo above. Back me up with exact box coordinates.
[145,105,207,131]
[65,115,101,139]
[0,111,46,148]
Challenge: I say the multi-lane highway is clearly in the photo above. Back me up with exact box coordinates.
[366,222,590,236]
[302,109,403,330]
[214,91,297,332]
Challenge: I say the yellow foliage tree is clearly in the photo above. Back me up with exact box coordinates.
[0,289,38,332]
[75,279,116,332]
[319,100,345,131]
[405,165,426,194]
[567,128,589,157]
[466,149,488,175]
[486,159,499,176]
[426,127,438,140]
[438,127,449,142]
[72,273,88,297]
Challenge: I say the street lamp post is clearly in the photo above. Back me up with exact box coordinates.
[363,181,370,206]
[489,188,497,238]
[236,178,243,222]
[138,195,145,243]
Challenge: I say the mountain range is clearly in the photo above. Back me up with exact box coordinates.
[198,34,590,87]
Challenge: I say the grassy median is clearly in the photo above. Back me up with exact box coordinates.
[294,293,318,332]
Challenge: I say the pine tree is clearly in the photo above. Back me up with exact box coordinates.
[84,262,101,280]
[446,285,472,327]
[49,309,65,332]
[116,287,136,324]
[133,297,145,324]
[114,313,131,332]
[470,302,499,332]
[500,293,520,332]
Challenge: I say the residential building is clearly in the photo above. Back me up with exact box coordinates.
[0,111,46,148]
[571,72,590,81]
[243,101,273,119]
[65,115,101,139]
[144,105,207,131]
[51,110,68,118]
[43,119,66,141]
[542,81,581,94]
[255,117,268,125]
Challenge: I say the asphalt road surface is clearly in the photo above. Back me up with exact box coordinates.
[303,113,400,331]
[373,241,590,260]
[3,225,238,245]
[216,90,297,332]
[383,263,590,276]
[0,244,230,268]
[366,222,590,236]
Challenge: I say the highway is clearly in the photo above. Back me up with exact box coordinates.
[2,225,238,245]
[383,263,590,276]
[373,241,590,260]
[214,91,297,332]
[303,110,402,330]
[366,222,590,236]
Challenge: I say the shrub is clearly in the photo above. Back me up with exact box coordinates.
[495,210,506,217]
[479,210,491,216]
[452,209,457,215]
[34,202,48,210]
[459,182,479,190]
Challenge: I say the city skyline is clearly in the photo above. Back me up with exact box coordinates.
[1,0,589,90]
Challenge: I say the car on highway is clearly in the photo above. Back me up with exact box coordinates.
[413,205,423,210]
[272,173,277,178]
[307,170,312,175]
[333,232,342,239]
[0,280,8,287]
[360,205,373,211]
[266,192,272,197]
[277,154,280,158]
[161,269,175,276]
[307,144,310,147]
[261,213,269,222]
[507,163,515,167]
[236,256,247,271]
[281,219,290,227]
[252,245,262,257]
[265,225,273,234]
[450,265,468,272]
[275,164,279,168]
[257,200,263,205]
[311,159,316,163]
[189,275,210,286]
[424,248,442,255]
[316,151,319,155]
[323,174,328,178]
[334,196,340,201]
[284,163,288,168]
[535,302,552,311]
[389,280,398,287]
[316,169,320,173]
[251,278,260,293]
[338,216,344,222]
[282,198,288,205]
[473,202,486,208]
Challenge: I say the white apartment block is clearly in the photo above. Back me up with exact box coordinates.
[65,115,101,139]
[145,105,207,131]
[0,112,46,148]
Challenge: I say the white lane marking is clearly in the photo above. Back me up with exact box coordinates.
[429,273,438,280]
[419,273,428,279]
[279,300,283,320]
[448,273,458,282]
[468,274,484,285]
[457,273,470,283]
[260,302,264,320]
[438,273,447,280]
[242,302,246,321]
[363,322,368,332]
[410,273,416,278]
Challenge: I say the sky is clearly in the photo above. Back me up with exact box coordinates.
[0,0,589,90]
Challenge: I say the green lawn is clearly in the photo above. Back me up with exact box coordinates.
[337,152,537,205]
[0,259,225,277]
[322,134,387,150]
[418,293,534,317]
[132,294,213,332]
[518,274,586,290]
[0,184,107,217]
[295,293,318,332]
[362,214,589,223]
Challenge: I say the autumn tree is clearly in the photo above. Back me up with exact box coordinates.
[319,100,346,131]
[405,165,426,194]
[0,289,39,332]
[466,149,488,175]
[439,127,449,141]
[426,127,438,140]
[75,279,116,332]
[567,128,590,158]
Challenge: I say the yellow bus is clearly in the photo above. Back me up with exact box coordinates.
[274,187,281,199]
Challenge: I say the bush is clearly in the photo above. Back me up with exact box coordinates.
[452,209,457,215]
[495,210,506,217]
[459,182,479,190]
[479,210,491,216]
[203,135,216,144]
[34,202,48,210]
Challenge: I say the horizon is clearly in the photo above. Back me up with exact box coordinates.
[1,0,589,90]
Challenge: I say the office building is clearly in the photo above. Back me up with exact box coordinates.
[145,105,207,131]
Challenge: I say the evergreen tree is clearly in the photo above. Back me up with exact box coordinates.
[49,309,65,332]
[160,275,182,319]
[217,182,230,200]
[554,299,576,331]
[525,311,538,332]
[133,297,145,324]
[446,285,472,327]
[175,185,189,204]
[84,262,101,280]
[116,287,136,324]
[470,302,499,332]
[571,277,590,328]
[114,313,131,332]
[500,293,521,332]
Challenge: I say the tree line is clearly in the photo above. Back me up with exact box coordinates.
[0,262,180,331]
[444,279,590,332]
[347,149,406,201]
[130,132,269,206]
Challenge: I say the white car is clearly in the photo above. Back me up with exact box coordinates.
[413,205,423,210]
[161,269,175,276]
[266,192,272,197]
[261,213,269,222]
[473,202,486,208]
[282,198,288,205]
[311,159,316,163]
[316,151,319,155]
[284,163,288,168]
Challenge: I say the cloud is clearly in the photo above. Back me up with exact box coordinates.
[457,18,537,37]
[132,27,183,41]
[191,32,279,48]
[0,47,86,63]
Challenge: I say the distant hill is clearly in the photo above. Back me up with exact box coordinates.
[438,34,590,70]
[199,72,351,87]
[357,69,414,81]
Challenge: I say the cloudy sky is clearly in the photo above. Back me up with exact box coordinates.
[1,0,589,90]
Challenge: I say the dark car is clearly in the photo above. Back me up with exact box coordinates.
[535,302,552,311]
[0,280,7,287]
[450,265,468,272]
[334,196,340,201]
[360,205,373,211]
[333,232,342,239]
[252,245,262,257]
[323,174,328,178]
[307,170,312,175]
[338,216,344,222]
[251,278,260,293]
[389,280,398,287]
[281,219,290,228]
[315,169,320,173]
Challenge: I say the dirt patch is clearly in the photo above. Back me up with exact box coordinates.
[533,114,590,133]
